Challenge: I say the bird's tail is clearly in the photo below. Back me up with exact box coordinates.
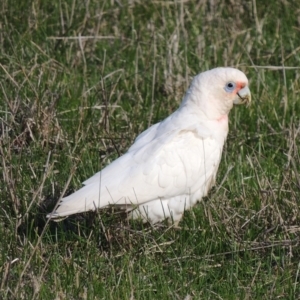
[46,184,110,220]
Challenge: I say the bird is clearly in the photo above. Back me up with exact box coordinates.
[47,67,251,225]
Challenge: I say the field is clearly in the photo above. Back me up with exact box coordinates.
[1,0,300,299]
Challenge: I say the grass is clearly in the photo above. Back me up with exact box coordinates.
[1,0,300,299]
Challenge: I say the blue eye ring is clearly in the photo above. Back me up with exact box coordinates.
[224,81,236,93]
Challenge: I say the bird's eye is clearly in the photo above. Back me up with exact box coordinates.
[224,82,236,93]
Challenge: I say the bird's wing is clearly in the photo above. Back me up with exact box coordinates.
[50,121,222,218]
[82,121,162,186]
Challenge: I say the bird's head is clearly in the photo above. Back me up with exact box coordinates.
[184,67,251,120]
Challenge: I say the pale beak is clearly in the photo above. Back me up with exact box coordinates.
[234,86,251,106]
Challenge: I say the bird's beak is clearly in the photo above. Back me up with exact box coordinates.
[234,86,251,106]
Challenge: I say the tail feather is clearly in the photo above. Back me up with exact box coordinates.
[47,183,112,219]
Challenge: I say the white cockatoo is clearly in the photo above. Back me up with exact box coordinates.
[47,67,251,224]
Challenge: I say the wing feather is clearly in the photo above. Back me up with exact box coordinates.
[49,111,223,218]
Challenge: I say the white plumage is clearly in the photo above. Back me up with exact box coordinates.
[47,67,251,224]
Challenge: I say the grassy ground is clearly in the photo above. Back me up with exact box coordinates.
[1,0,300,299]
